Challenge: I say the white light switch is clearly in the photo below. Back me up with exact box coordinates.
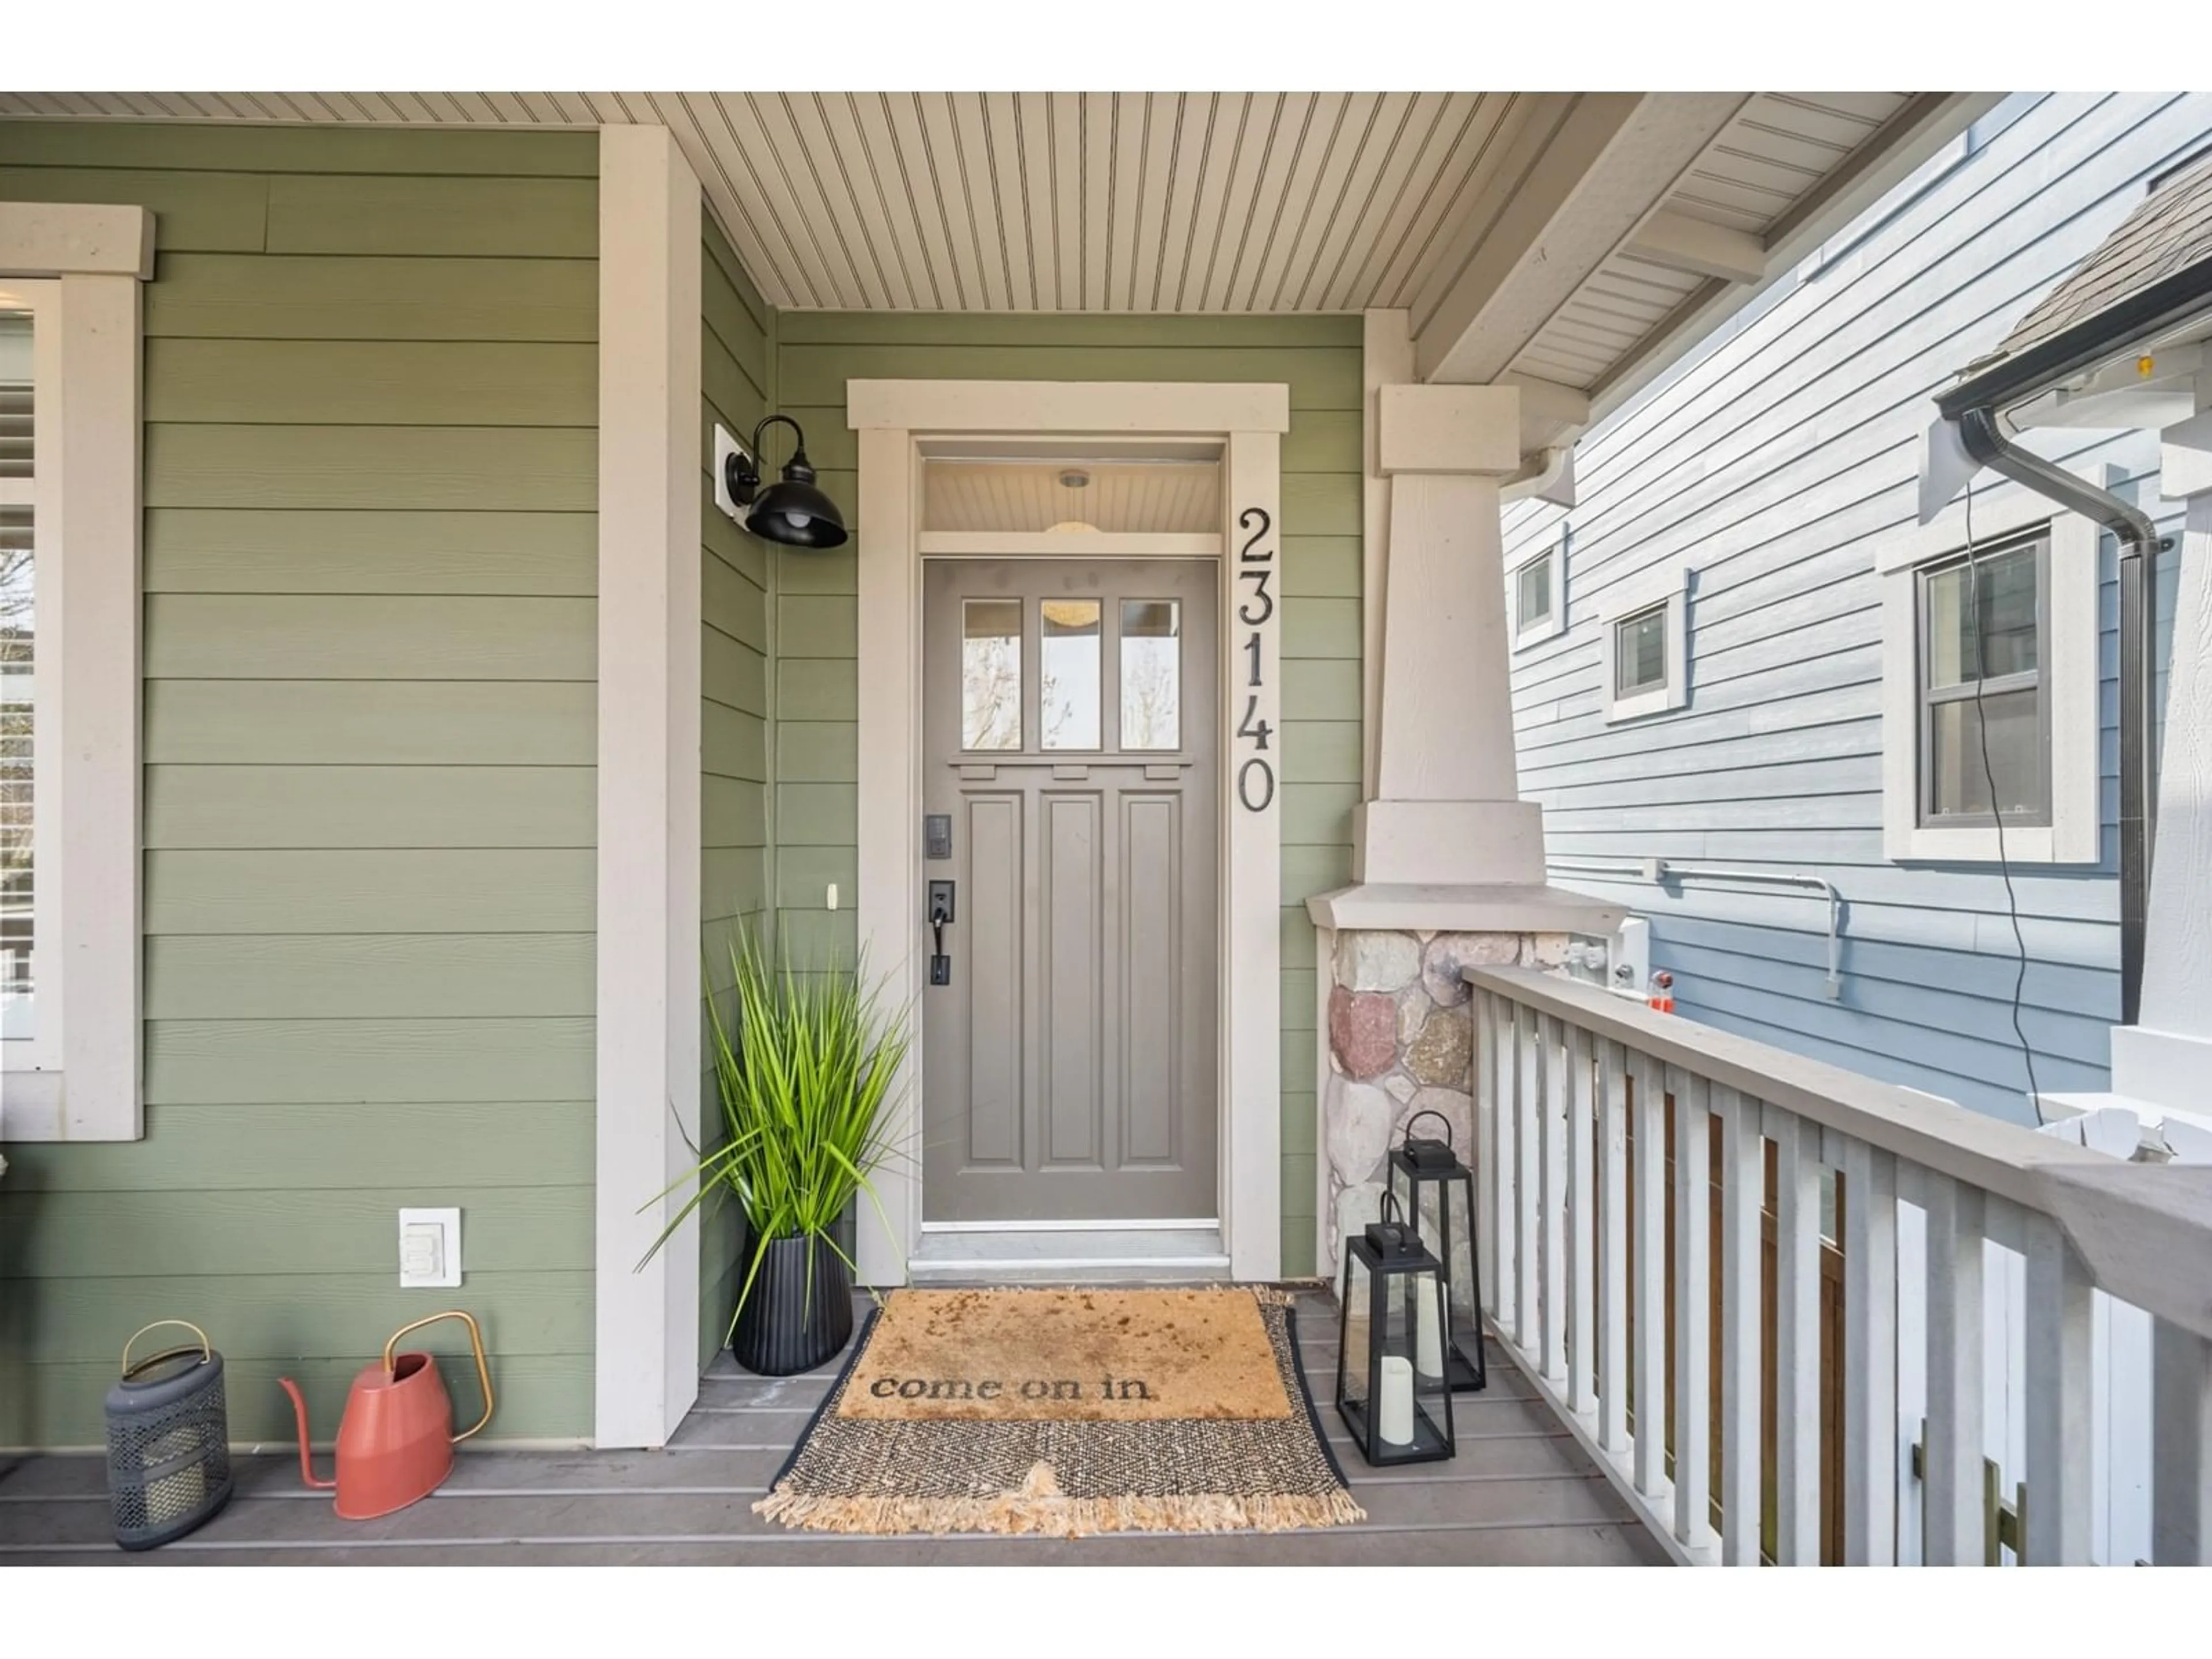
[827,882,839,911]
[398,1207,462,1288]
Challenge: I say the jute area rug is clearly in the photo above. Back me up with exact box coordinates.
[755,1286,1364,1537]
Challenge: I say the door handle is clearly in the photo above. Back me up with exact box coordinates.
[927,880,955,987]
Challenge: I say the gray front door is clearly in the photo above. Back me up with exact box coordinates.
[921,558,1219,1223]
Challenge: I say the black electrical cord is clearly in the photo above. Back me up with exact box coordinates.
[1962,480,2043,1111]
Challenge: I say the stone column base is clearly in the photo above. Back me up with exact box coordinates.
[1317,926,1569,1271]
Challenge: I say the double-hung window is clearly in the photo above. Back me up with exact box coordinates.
[1915,534,2048,829]
[1879,491,2098,864]
[0,202,151,1141]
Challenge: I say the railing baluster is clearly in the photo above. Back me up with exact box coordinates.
[1514,1005,1541,1353]
[1718,1084,1763,1565]
[1597,1037,1630,1456]
[1538,1013,1569,1385]
[2153,1318,2212,1565]
[1630,1048,1667,1502]
[1771,1108,1822,1564]
[1471,990,1495,1317]
[1566,1022,1597,1416]
[1490,994,1517,1337]
[1671,1067,1713,1553]
[1923,1173,1987,1566]
[2022,1213,2094,1563]
[1841,1135,1898,1566]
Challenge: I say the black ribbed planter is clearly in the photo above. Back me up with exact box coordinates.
[732,1234,854,1376]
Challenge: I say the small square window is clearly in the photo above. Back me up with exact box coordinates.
[1511,545,1563,647]
[1599,566,1690,723]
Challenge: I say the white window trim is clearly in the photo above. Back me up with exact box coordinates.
[0,203,150,1143]
[1599,561,1690,723]
[1509,537,1566,649]
[1881,494,2099,864]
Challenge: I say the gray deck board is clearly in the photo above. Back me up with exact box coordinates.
[0,1291,1665,1566]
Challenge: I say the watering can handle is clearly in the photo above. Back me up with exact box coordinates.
[382,1310,495,1443]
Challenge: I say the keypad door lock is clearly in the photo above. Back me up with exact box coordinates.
[927,880,956,987]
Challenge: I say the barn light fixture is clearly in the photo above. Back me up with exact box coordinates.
[726,414,848,549]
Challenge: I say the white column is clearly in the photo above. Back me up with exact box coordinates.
[1354,383,1547,885]
[2111,434,2212,1116]
[594,126,704,1449]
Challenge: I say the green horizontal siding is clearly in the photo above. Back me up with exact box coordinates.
[0,120,599,1450]
[764,310,1361,1271]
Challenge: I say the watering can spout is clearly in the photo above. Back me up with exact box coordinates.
[276,1376,338,1491]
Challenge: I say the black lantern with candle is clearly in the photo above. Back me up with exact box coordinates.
[1335,1194,1456,1466]
[1385,1109,1486,1393]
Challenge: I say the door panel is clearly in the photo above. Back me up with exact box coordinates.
[964,793,1023,1168]
[922,558,1218,1223]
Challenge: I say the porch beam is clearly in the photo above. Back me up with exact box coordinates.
[1623,208,1767,286]
[1411,93,1750,386]
[1589,91,2003,423]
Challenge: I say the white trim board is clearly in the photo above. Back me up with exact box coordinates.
[1880,509,2098,865]
[0,217,147,1144]
[593,128,704,1450]
[851,381,1286,1287]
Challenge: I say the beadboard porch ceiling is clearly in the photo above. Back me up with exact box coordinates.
[0,90,1994,418]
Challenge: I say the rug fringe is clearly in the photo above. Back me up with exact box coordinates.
[752,1484,1366,1539]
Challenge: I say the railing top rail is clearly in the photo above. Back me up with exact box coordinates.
[1467,965,2212,1339]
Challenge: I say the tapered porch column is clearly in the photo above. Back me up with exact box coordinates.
[1356,382,1546,885]
[1307,357,1621,1278]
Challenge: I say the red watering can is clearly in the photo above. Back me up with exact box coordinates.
[278,1310,495,1520]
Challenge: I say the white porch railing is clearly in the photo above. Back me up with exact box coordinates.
[1465,965,2212,1566]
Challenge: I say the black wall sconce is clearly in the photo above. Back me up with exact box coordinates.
[721,414,847,549]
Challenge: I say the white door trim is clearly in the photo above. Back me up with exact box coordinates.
[851,380,1287,1286]
[593,126,703,1449]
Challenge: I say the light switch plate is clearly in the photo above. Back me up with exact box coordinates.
[712,423,752,522]
[398,1206,463,1288]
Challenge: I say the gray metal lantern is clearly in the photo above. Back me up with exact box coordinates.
[1335,1194,1456,1467]
[1385,1108,1486,1393]
[105,1320,233,1551]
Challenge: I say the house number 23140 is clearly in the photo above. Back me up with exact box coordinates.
[1236,506,1275,813]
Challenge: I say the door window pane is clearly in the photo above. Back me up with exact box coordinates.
[1120,600,1181,751]
[1613,604,1668,696]
[1040,599,1101,750]
[961,599,1022,751]
[1927,687,2043,820]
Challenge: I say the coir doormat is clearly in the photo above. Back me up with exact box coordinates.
[755,1286,1364,1537]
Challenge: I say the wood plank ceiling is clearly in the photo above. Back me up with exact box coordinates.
[0,91,1938,402]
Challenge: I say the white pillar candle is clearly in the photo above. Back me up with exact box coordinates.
[1415,1286,1445,1381]
[1378,1355,1416,1446]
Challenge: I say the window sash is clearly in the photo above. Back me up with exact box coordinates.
[0,282,55,1070]
[1613,603,1669,696]
[1914,536,2052,830]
